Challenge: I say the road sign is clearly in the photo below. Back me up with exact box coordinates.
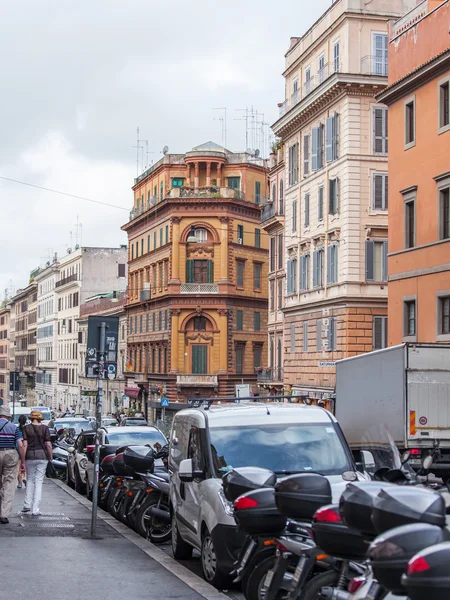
[86,316,119,379]
[235,384,250,398]
[122,395,130,409]
[161,397,169,407]
[9,371,20,392]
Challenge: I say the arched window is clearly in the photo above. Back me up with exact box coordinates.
[195,228,208,242]
[272,183,276,203]
[279,180,284,215]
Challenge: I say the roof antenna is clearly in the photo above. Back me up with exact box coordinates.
[265,401,270,415]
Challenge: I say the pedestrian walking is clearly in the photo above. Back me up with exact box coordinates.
[17,414,27,489]
[21,410,52,516]
[0,405,25,524]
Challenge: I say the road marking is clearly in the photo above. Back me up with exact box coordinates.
[52,480,230,600]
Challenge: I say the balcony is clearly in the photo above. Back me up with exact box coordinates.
[361,56,388,77]
[256,367,284,384]
[55,273,78,288]
[180,283,219,294]
[176,374,218,387]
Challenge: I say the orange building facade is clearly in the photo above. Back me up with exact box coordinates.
[121,142,269,413]
[378,0,450,345]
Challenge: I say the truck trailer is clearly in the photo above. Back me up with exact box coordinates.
[335,343,450,476]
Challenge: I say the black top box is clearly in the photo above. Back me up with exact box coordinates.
[340,481,395,537]
[234,487,287,535]
[222,467,276,503]
[123,445,155,474]
[275,473,332,520]
[402,541,450,600]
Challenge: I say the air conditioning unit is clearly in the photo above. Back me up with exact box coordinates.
[140,290,151,302]
[238,238,243,244]
[144,282,150,290]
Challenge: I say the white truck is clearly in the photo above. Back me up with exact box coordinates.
[335,343,450,477]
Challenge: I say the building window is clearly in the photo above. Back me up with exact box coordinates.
[318,54,325,83]
[152,312,156,331]
[373,173,388,210]
[305,66,311,95]
[290,322,296,354]
[236,310,243,331]
[366,240,388,282]
[165,225,169,244]
[237,224,244,244]
[288,143,299,185]
[405,97,416,148]
[439,77,450,132]
[300,254,310,291]
[270,280,274,311]
[271,183,276,203]
[160,181,164,201]
[404,299,416,338]
[270,237,275,272]
[313,249,324,288]
[303,134,310,175]
[255,181,261,205]
[131,245,134,260]
[329,178,339,215]
[439,186,450,240]
[333,40,340,72]
[254,263,262,290]
[235,345,244,374]
[278,234,283,269]
[227,176,240,190]
[254,312,260,332]
[318,186,324,221]
[192,345,208,375]
[312,124,324,171]
[277,280,283,310]
[287,258,297,295]
[304,193,310,228]
[438,295,450,336]
[404,192,416,249]
[253,345,262,370]
[373,107,388,154]
[236,261,245,288]
[186,259,213,283]
[159,228,163,247]
[159,311,163,331]
[292,199,297,233]
[303,321,308,352]
[279,180,284,215]
[373,33,388,75]
[326,113,339,162]
[195,228,208,242]
[327,243,338,285]
[373,316,388,350]
[255,228,261,248]
[153,231,157,250]
[172,177,184,187]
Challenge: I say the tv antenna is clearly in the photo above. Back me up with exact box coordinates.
[213,107,227,149]
[162,146,169,155]
[132,127,144,176]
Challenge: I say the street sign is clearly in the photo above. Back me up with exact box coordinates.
[318,361,336,368]
[9,371,20,392]
[122,395,130,409]
[161,397,169,407]
[85,316,119,379]
[235,384,250,398]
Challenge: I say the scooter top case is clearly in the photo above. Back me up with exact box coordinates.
[222,467,276,503]
[369,523,446,595]
[233,487,287,536]
[402,541,450,600]
[339,481,395,537]
[112,452,133,477]
[100,453,115,476]
[275,473,332,521]
[372,486,446,534]
[123,446,155,474]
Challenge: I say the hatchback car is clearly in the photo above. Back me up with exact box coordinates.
[119,417,148,427]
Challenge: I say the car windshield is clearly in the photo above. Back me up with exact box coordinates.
[106,429,166,448]
[55,421,93,434]
[209,423,351,477]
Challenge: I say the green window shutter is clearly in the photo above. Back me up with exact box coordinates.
[192,345,207,374]
[206,260,213,283]
[153,231,157,249]
[255,181,261,205]
[186,260,195,283]
[255,228,261,248]
[254,312,260,331]
[165,225,169,244]
[236,310,243,331]
[160,228,163,246]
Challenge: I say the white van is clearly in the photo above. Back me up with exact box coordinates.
[169,401,362,588]
[11,405,52,424]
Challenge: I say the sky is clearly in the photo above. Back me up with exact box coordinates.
[0,0,331,299]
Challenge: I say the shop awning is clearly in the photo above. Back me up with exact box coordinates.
[124,387,140,399]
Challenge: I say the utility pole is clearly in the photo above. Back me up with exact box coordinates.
[90,320,106,538]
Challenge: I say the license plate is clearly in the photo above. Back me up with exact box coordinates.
[241,540,256,568]
[264,569,275,589]
[291,555,307,585]
[366,580,380,600]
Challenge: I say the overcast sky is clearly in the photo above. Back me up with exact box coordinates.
[0,0,330,299]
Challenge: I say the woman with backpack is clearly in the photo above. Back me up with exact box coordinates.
[21,410,52,516]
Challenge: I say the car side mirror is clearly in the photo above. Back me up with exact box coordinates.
[360,450,376,471]
[67,447,74,454]
[179,458,194,482]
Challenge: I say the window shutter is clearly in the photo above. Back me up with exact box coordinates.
[318,249,323,286]
[305,193,310,227]
[318,187,324,220]
[313,251,318,288]
[384,109,388,153]
[255,181,261,205]
[326,116,333,162]
[366,241,374,281]
[327,319,333,350]
[206,260,213,283]
[186,260,194,283]
[311,128,318,171]
[373,317,382,350]
[317,319,322,351]
[329,179,338,214]
[327,245,332,284]
[374,174,383,209]
[384,174,388,209]
[332,114,339,159]
[374,108,384,153]
[303,321,308,352]
[334,245,338,283]
[303,135,310,175]
[382,241,388,282]
[287,260,292,294]
[292,259,297,292]
[318,124,324,168]
[290,322,295,354]
[300,256,304,291]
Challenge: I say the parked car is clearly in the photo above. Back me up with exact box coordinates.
[85,425,167,498]
[102,417,119,427]
[119,417,148,427]
[53,417,95,435]
[67,429,97,494]
[169,401,360,588]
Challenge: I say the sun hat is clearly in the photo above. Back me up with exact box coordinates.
[29,410,44,422]
[0,405,11,418]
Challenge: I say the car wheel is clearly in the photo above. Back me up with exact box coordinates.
[201,528,232,589]
[66,464,75,489]
[135,495,171,543]
[171,516,193,559]
[74,465,86,495]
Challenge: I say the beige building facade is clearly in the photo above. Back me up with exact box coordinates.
[0,306,10,405]
[272,0,415,402]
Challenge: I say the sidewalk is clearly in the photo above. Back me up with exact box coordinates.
[0,479,225,600]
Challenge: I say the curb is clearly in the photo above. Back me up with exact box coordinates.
[51,479,230,600]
